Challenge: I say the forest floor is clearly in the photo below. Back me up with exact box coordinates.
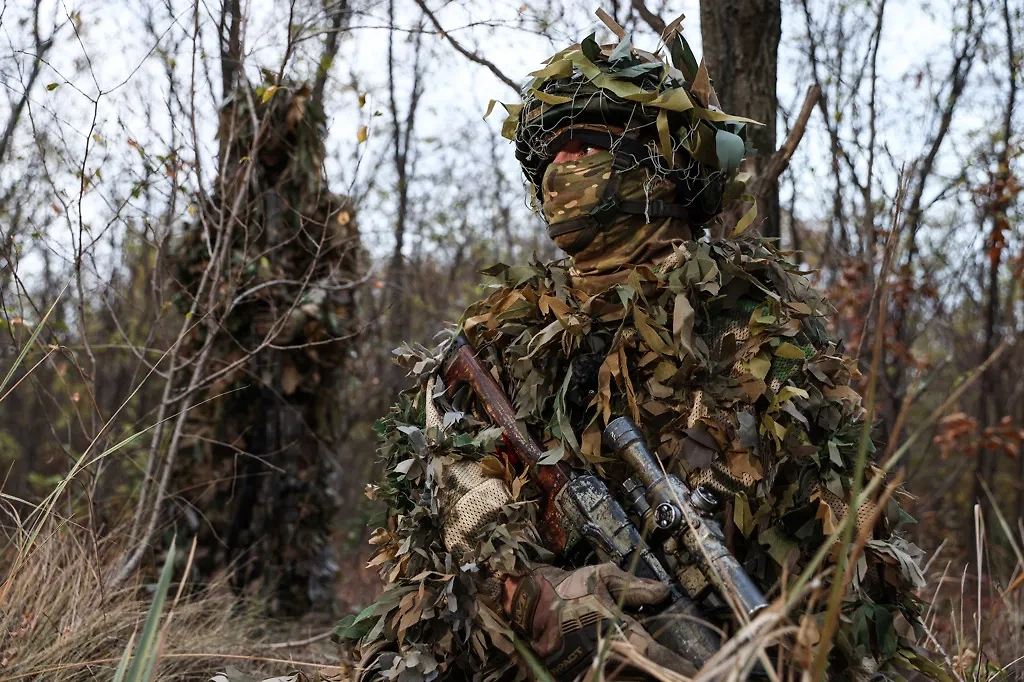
[2,505,1021,681]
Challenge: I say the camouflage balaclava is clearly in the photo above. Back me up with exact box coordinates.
[495,15,757,287]
[541,145,691,290]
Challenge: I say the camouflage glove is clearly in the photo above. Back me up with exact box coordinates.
[507,563,699,681]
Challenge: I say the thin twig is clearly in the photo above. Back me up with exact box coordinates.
[412,0,518,92]
[629,0,667,36]
[749,84,821,200]
[264,630,335,650]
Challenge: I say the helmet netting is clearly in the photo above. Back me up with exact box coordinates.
[502,31,752,224]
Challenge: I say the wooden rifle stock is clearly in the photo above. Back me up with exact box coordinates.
[443,336,574,555]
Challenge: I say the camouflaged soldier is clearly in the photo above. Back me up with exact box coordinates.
[339,19,938,682]
[172,79,363,616]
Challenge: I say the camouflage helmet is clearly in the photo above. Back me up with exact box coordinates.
[497,18,757,226]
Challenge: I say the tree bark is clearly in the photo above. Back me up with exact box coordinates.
[219,0,243,101]
[975,0,1015,519]
[700,0,782,239]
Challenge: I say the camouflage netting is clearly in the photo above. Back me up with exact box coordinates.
[337,237,942,681]
[171,78,366,615]
[496,27,757,227]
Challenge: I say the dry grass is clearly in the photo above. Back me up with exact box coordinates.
[0,516,347,681]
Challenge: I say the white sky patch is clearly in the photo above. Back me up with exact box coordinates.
[0,0,1000,291]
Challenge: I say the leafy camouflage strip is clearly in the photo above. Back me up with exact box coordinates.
[339,236,938,680]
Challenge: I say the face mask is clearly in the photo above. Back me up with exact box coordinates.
[541,150,680,254]
[538,149,692,289]
[541,150,617,239]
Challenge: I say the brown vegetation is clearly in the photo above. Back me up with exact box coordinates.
[0,0,1023,678]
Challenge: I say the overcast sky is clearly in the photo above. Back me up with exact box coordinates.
[0,0,987,280]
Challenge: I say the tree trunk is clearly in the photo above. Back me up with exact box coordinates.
[700,0,781,240]
[973,0,1015,520]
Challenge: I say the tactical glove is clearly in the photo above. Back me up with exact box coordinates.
[507,563,699,681]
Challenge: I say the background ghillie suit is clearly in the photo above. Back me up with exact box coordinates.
[339,23,936,682]
[172,79,365,615]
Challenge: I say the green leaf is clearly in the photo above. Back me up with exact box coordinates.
[873,605,898,657]
[46,82,59,91]
[715,129,745,173]
[827,441,844,467]
[668,32,698,80]
[538,445,564,465]
[608,32,633,62]
[125,537,176,681]
[396,425,428,453]
[609,62,662,78]
[111,632,135,682]
[580,33,601,63]
[332,603,378,642]
[261,84,281,103]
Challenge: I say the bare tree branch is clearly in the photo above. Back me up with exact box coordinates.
[412,0,518,93]
[311,0,350,109]
[629,0,666,36]
[748,84,821,202]
[219,0,242,100]
[0,1,54,165]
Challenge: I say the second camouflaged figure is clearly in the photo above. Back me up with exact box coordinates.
[339,22,938,682]
[173,79,364,616]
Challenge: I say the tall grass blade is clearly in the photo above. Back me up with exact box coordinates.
[0,283,67,399]
[112,632,136,682]
[125,537,176,681]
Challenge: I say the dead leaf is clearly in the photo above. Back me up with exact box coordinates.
[815,498,838,534]
[689,58,715,107]
[774,341,807,360]
[824,384,863,406]
[634,308,673,355]
[727,447,763,481]
[733,494,754,536]
[281,363,301,395]
[672,293,695,357]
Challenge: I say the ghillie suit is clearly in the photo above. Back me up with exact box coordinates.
[338,22,939,682]
[172,79,365,615]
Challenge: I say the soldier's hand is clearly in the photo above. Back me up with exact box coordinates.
[505,563,699,681]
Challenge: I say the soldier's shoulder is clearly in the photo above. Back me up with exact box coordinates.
[657,237,836,345]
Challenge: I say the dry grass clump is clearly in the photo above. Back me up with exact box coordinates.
[0,517,335,681]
